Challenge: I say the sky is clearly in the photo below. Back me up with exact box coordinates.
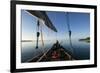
[21,10,90,41]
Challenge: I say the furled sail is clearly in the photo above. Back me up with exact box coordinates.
[26,10,57,32]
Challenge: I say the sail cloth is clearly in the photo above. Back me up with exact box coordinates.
[26,10,57,32]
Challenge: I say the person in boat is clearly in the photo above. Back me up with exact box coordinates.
[51,40,61,60]
[51,40,69,61]
[53,40,61,50]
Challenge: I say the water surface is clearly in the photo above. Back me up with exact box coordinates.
[21,39,90,62]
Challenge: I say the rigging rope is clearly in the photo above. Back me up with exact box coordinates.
[66,12,74,58]
[40,24,44,47]
[54,12,58,42]
[36,20,40,49]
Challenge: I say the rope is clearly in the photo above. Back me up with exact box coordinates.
[66,12,74,58]
[36,20,40,49]
[54,12,58,42]
[40,19,48,60]
[40,25,44,47]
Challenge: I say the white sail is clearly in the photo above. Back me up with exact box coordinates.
[26,10,57,32]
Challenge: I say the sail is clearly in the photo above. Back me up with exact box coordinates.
[26,10,57,32]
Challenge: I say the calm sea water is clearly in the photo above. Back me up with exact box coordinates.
[21,40,90,62]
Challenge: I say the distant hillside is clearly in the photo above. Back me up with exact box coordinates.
[21,40,33,42]
[79,37,90,43]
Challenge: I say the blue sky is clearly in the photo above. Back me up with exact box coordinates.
[21,10,90,41]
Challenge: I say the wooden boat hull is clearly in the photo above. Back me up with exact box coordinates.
[28,41,74,62]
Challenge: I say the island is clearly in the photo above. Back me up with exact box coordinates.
[79,37,90,43]
[21,40,33,42]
